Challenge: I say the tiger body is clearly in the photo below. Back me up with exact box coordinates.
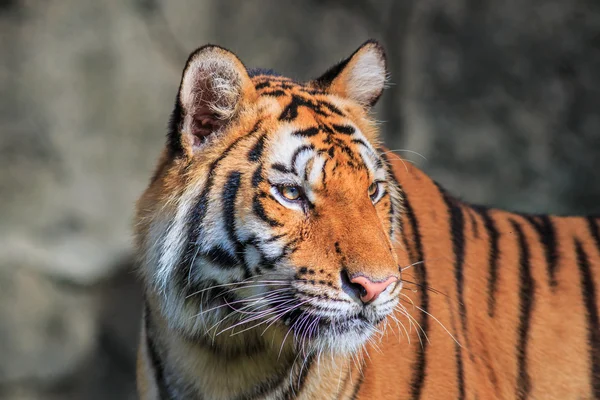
[135,41,600,399]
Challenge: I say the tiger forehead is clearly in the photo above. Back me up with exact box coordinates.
[250,74,383,177]
[252,75,325,97]
[251,75,349,121]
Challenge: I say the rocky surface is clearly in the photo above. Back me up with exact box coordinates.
[0,0,598,398]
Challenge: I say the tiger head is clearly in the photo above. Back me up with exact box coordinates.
[136,40,407,356]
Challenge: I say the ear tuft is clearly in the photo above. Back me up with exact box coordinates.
[315,40,387,107]
[173,45,254,152]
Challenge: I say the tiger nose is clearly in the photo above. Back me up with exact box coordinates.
[350,275,398,303]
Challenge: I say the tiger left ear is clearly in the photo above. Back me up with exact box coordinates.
[168,44,257,155]
[314,40,387,107]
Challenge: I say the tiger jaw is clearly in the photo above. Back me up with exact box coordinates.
[281,290,402,354]
[188,273,403,354]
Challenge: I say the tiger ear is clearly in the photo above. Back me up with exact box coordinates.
[169,45,256,154]
[314,40,387,108]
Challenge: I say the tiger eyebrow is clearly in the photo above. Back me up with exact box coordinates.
[290,145,315,175]
[269,145,316,178]
[271,163,294,174]
[352,138,383,169]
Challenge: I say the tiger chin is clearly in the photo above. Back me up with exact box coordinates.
[135,40,600,400]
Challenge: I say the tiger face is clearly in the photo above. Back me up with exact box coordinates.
[136,41,406,356]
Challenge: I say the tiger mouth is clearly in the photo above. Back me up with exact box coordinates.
[194,281,397,348]
[281,306,389,342]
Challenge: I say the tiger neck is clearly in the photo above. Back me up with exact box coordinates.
[144,302,353,399]
[391,158,461,272]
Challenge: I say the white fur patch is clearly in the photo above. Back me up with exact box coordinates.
[198,192,236,255]
[345,48,386,106]
[243,245,263,271]
[307,155,326,186]
[268,125,309,168]
[153,181,204,292]
[292,147,316,177]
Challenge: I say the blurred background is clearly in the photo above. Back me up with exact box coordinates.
[0,0,599,398]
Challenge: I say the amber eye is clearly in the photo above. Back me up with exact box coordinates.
[279,186,302,201]
[368,182,381,202]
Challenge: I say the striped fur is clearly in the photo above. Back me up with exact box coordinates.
[135,41,600,399]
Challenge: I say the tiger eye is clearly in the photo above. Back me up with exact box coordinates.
[281,186,301,201]
[368,182,378,197]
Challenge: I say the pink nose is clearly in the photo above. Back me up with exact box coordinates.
[350,276,398,303]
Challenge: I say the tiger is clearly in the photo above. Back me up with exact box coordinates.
[134,40,600,399]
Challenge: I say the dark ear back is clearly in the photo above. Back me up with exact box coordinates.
[315,40,387,107]
[168,45,256,155]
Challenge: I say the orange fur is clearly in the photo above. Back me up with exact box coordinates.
[135,41,600,399]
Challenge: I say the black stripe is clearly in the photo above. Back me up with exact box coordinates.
[303,161,310,182]
[524,215,558,288]
[279,96,302,120]
[222,171,244,265]
[320,123,334,136]
[290,145,315,175]
[231,368,289,400]
[441,191,468,397]
[144,305,174,400]
[447,297,465,400]
[320,101,344,116]
[509,219,534,400]
[380,151,403,239]
[575,239,600,398]
[351,138,369,148]
[456,327,465,400]
[332,124,355,135]
[587,217,600,255]
[272,163,291,173]
[320,158,328,189]
[467,209,479,238]
[336,141,358,160]
[253,193,283,227]
[252,164,264,188]
[262,89,286,97]
[263,233,286,243]
[255,81,270,90]
[472,206,500,317]
[279,95,345,121]
[261,238,299,270]
[350,139,383,169]
[388,190,401,238]
[247,134,266,162]
[349,366,365,400]
[403,196,429,400]
[201,246,240,269]
[441,191,469,344]
[292,127,320,137]
[295,356,314,395]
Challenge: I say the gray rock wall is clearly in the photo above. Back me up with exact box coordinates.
[0,0,598,398]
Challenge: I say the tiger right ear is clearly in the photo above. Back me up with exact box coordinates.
[169,45,256,155]
[314,40,387,108]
